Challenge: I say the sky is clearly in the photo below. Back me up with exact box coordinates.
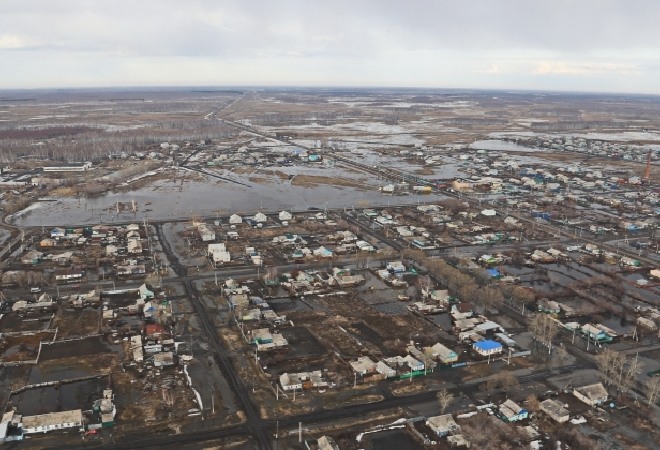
[2,0,660,94]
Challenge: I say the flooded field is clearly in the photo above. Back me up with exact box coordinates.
[12,169,448,226]
[10,376,108,416]
[361,429,423,450]
[38,335,116,361]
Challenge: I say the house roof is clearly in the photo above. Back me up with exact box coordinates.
[145,324,165,336]
[426,414,459,433]
[575,383,608,400]
[499,399,526,419]
[473,340,502,351]
[540,399,569,419]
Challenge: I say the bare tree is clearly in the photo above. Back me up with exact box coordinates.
[528,313,558,353]
[436,389,454,414]
[620,353,644,393]
[596,348,622,387]
[525,394,540,412]
[646,376,660,406]
[415,275,432,297]
[555,345,569,363]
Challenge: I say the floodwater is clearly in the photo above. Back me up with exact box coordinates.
[11,377,107,416]
[470,139,545,153]
[12,169,449,226]
[361,429,424,450]
[0,229,9,246]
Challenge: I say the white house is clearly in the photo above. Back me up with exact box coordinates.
[375,361,396,378]
[254,212,268,223]
[427,343,458,364]
[279,373,303,391]
[350,356,376,375]
[573,383,608,406]
[278,211,292,221]
[208,243,230,263]
[426,414,460,437]
[22,410,83,435]
[386,261,406,273]
[229,214,242,224]
[50,228,66,238]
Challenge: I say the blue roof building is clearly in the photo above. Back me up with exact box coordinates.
[473,339,503,356]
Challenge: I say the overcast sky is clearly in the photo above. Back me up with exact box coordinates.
[2,0,660,93]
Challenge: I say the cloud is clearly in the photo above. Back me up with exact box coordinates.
[0,1,659,92]
[533,62,640,76]
[0,35,26,49]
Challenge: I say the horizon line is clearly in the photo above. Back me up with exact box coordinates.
[1,84,660,98]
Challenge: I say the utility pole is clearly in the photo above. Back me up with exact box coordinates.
[211,386,215,414]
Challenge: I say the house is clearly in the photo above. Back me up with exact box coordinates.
[39,238,56,247]
[22,410,83,435]
[153,352,175,367]
[447,434,470,448]
[356,240,375,252]
[138,283,154,300]
[538,299,561,314]
[127,239,142,254]
[473,340,503,356]
[636,317,657,331]
[498,399,528,422]
[312,246,333,258]
[384,355,424,372]
[426,414,460,437]
[21,250,43,265]
[51,251,73,265]
[278,211,292,221]
[254,212,268,223]
[539,399,569,423]
[208,243,231,263]
[279,373,303,391]
[116,263,146,276]
[386,261,406,273]
[54,268,84,282]
[427,343,458,364]
[317,436,340,450]
[229,214,242,224]
[144,324,165,340]
[198,224,215,242]
[279,371,327,392]
[350,356,376,375]
[573,382,608,406]
[580,324,613,343]
[50,228,66,238]
[375,361,396,378]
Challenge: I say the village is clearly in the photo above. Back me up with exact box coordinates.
[0,88,658,449]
